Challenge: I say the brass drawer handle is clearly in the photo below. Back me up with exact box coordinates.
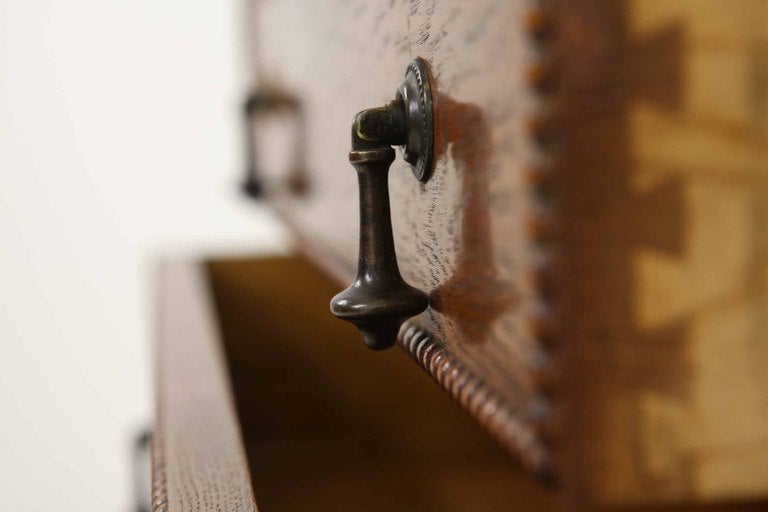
[330,58,434,350]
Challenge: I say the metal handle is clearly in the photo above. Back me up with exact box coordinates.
[330,58,434,350]
[241,87,307,198]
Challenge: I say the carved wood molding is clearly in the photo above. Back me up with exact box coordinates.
[398,322,554,483]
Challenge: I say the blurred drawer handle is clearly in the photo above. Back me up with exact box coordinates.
[241,88,307,198]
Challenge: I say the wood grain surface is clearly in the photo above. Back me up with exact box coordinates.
[554,1,768,506]
[209,256,768,512]
[153,262,259,512]
[207,256,565,512]
[246,0,768,508]
[251,0,550,470]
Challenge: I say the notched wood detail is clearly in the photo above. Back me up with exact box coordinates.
[404,1,565,487]
[524,0,565,486]
[398,321,555,484]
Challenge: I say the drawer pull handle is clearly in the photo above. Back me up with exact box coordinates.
[241,88,306,198]
[330,58,434,350]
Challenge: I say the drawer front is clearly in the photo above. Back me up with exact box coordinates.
[247,0,768,508]
[250,0,548,469]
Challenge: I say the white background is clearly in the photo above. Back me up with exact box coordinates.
[0,1,285,509]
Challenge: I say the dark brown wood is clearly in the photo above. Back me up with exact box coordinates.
[246,0,768,508]
[153,261,259,512]
[206,256,565,512]
[252,0,553,488]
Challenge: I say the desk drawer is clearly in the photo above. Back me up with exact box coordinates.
[243,1,768,507]
[154,257,768,511]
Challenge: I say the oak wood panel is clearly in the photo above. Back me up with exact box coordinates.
[207,256,565,512]
[251,0,549,468]
[154,256,768,512]
[397,0,548,462]
[153,261,259,512]
[247,0,768,508]
[556,0,768,507]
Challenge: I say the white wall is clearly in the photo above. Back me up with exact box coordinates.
[0,1,285,510]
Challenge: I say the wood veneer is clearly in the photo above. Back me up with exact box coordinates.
[243,0,768,507]
[154,256,768,511]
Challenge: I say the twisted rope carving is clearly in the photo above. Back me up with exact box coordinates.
[399,322,554,481]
